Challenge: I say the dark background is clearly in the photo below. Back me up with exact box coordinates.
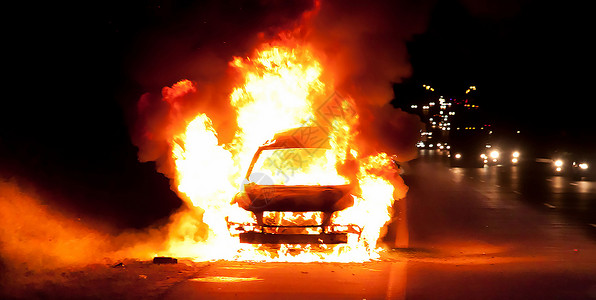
[392,0,594,153]
[1,0,594,230]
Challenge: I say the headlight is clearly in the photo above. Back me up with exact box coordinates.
[579,163,589,170]
[480,153,487,159]
[490,150,499,159]
[455,153,462,159]
[554,160,563,167]
[512,151,520,158]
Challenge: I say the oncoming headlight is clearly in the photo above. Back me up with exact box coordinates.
[490,150,499,159]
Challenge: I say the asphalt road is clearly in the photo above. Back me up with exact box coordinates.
[162,151,596,299]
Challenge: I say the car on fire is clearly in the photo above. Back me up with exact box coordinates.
[228,127,362,244]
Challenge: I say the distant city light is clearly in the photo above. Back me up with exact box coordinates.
[423,84,435,92]
[465,85,477,94]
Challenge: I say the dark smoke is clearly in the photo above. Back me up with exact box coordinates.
[303,1,431,160]
[128,0,319,178]
[130,0,432,168]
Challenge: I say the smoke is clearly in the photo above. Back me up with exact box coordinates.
[128,1,321,181]
[302,1,430,160]
[306,1,431,104]
[130,0,430,172]
[132,80,237,179]
[0,1,432,278]
[125,0,429,254]
[0,178,165,276]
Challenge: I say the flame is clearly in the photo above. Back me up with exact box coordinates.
[156,39,405,262]
[229,44,326,178]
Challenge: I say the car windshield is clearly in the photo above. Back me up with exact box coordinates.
[249,148,349,186]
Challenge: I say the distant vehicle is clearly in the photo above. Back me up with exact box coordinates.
[449,143,485,167]
[436,142,450,151]
[416,141,436,149]
[448,128,490,167]
[551,151,592,180]
[481,145,522,166]
[449,136,523,167]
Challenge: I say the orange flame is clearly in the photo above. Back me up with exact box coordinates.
[155,38,406,262]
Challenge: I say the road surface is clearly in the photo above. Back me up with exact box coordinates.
[5,151,595,299]
[162,151,596,299]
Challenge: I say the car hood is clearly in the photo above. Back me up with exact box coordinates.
[238,183,355,212]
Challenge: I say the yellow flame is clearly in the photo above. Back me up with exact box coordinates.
[162,42,402,262]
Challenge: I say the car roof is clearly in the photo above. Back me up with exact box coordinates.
[261,126,331,149]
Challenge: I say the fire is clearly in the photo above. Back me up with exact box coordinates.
[229,44,326,177]
[156,39,406,262]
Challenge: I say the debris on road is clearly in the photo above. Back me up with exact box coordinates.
[153,257,178,264]
[1,259,207,299]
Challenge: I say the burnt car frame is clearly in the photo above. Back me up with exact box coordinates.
[228,127,361,244]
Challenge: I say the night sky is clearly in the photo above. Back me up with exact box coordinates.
[393,0,594,148]
[2,0,594,229]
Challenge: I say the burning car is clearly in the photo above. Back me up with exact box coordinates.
[228,127,362,245]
